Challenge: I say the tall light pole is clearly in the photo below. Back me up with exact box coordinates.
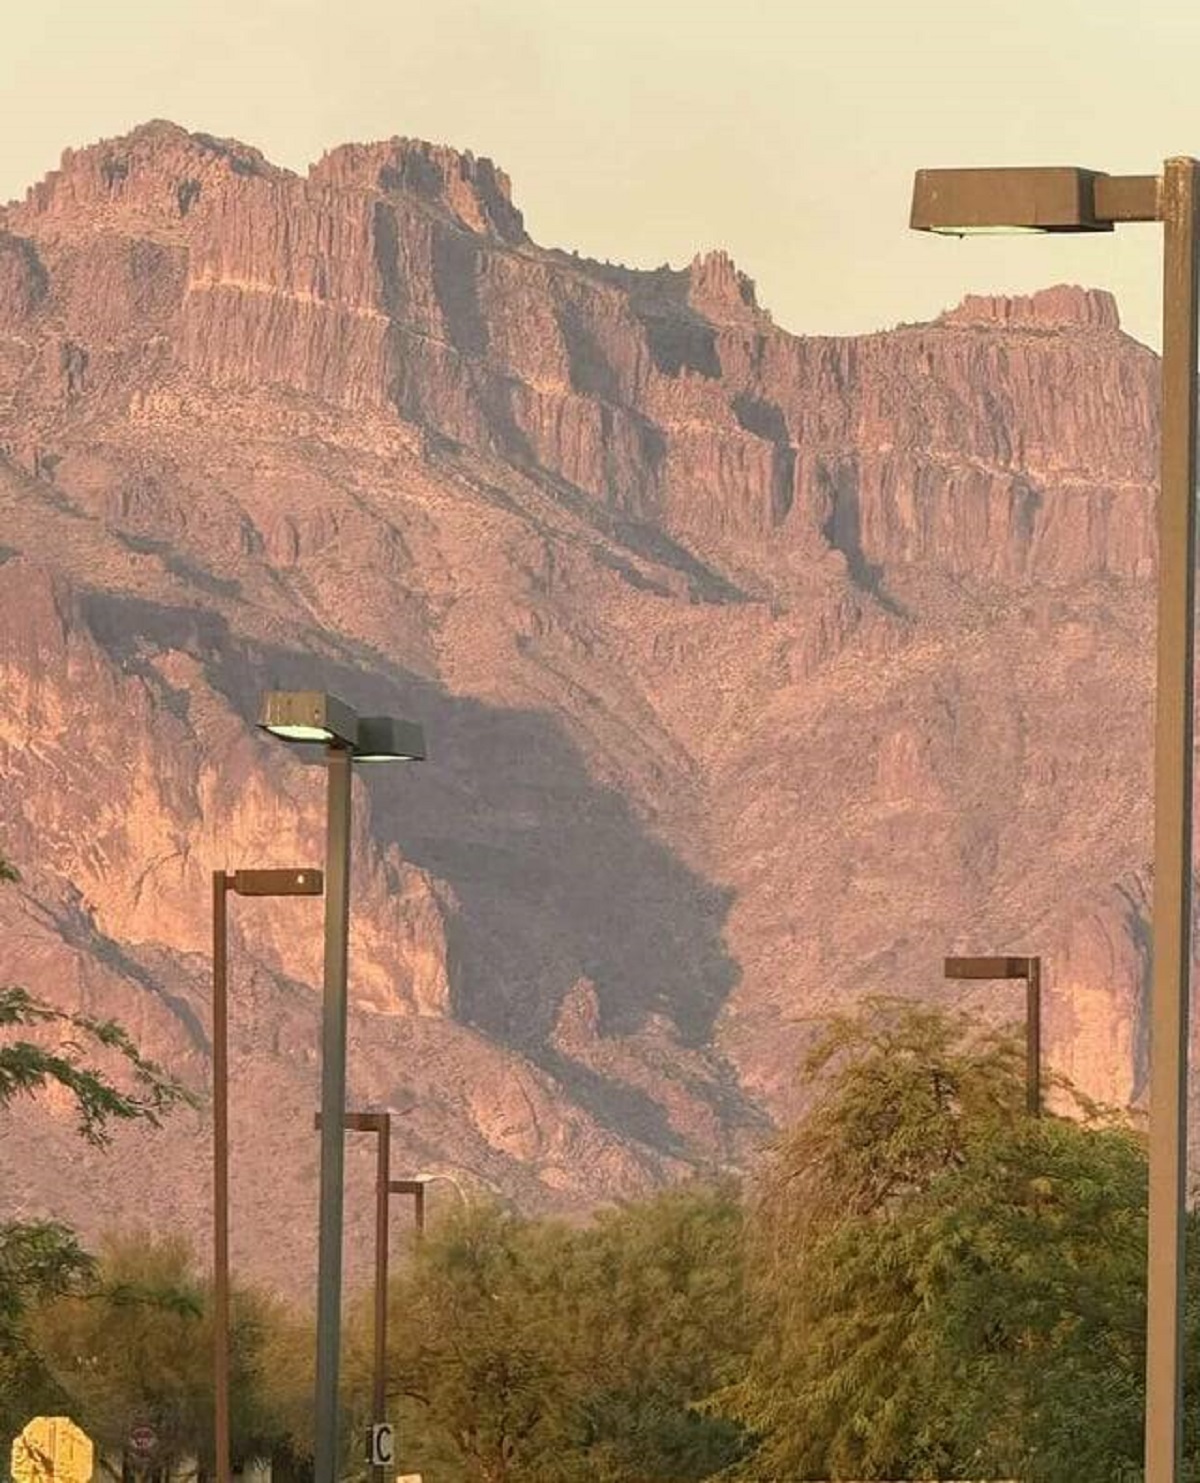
[944,955,1042,1116]
[212,867,323,1483]
[912,161,1199,1482]
[260,692,425,1483]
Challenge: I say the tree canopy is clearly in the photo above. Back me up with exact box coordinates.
[0,854,191,1145]
[371,1185,750,1483]
[724,998,1161,1482]
[0,848,195,1443]
[30,1232,291,1477]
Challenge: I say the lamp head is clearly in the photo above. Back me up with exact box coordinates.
[389,1178,426,1195]
[911,167,1113,235]
[314,1110,390,1132]
[259,691,359,747]
[354,715,426,763]
[232,868,324,897]
[944,955,1032,980]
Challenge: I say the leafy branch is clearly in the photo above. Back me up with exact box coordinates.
[0,985,195,1144]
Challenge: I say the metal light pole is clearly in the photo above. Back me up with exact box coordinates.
[912,160,1200,1481]
[390,1171,470,1244]
[389,1178,428,1243]
[212,867,323,1483]
[944,955,1042,1116]
[415,1171,472,1208]
[314,1110,393,1483]
[260,692,425,1483]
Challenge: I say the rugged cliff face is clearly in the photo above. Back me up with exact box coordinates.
[0,121,1168,1292]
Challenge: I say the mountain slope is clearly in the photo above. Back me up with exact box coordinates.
[0,122,1163,1291]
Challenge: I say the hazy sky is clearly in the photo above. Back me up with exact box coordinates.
[3,0,1198,349]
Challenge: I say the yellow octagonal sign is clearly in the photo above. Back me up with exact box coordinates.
[11,1418,94,1483]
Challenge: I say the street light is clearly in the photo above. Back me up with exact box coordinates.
[389,1171,471,1245]
[912,159,1199,1483]
[414,1170,472,1206]
[260,690,425,1483]
[313,1110,395,1483]
[388,1179,428,1243]
[212,867,323,1483]
[943,955,1042,1116]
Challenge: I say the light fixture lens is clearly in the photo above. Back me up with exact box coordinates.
[265,723,335,742]
[928,225,1046,236]
[353,716,426,764]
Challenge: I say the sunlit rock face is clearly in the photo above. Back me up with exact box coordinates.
[0,121,1169,1292]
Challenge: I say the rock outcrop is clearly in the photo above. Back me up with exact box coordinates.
[0,122,1173,1291]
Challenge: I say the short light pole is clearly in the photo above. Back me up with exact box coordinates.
[912,160,1199,1481]
[389,1178,428,1243]
[213,867,323,1483]
[943,955,1042,1116]
[260,692,425,1483]
[390,1171,471,1246]
[314,1110,392,1483]
[415,1170,472,1208]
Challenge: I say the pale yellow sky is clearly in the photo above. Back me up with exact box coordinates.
[3,0,1197,349]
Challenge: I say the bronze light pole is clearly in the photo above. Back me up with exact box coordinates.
[912,161,1199,1482]
[260,692,425,1483]
[390,1170,471,1245]
[213,867,323,1483]
[943,955,1042,1116]
[313,1109,395,1483]
[389,1178,428,1243]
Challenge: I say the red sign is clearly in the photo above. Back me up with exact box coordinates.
[127,1428,157,1458]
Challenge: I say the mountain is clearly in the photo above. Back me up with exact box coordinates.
[0,121,1163,1294]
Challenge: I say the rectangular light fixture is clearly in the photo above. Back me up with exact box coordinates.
[314,1111,389,1131]
[944,955,1032,980]
[354,716,426,763]
[259,691,359,748]
[911,166,1113,235]
[232,868,324,897]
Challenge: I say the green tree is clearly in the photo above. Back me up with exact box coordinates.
[924,1113,1147,1482]
[0,849,193,1435]
[32,1231,292,1477]
[377,1186,749,1483]
[383,1204,576,1483]
[724,998,1153,1482]
[0,1221,97,1432]
[0,853,190,1142]
[555,1182,751,1480]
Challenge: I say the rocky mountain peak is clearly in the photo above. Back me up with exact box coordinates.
[310,137,526,242]
[687,248,764,323]
[5,120,282,237]
[6,122,526,249]
[937,284,1122,332]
